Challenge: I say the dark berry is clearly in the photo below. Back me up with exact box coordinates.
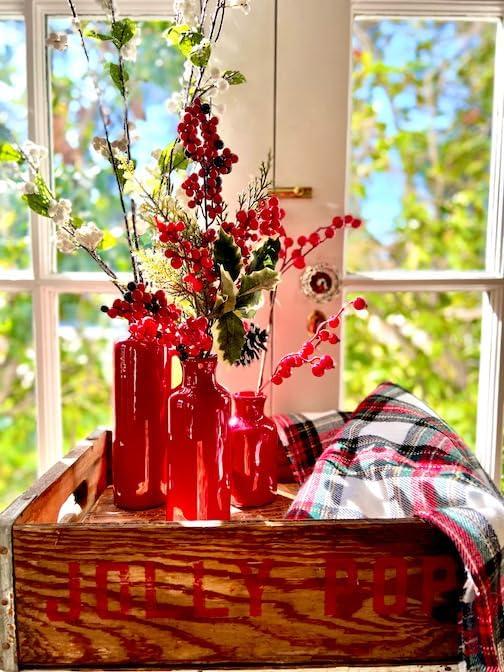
[201,103,211,114]
[124,292,133,303]
[214,139,224,150]
[100,305,109,313]
[213,156,224,168]
[127,281,136,291]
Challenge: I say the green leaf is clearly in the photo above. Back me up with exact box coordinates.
[178,30,204,58]
[216,266,238,315]
[223,70,246,85]
[111,18,137,49]
[0,143,24,163]
[108,62,128,96]
[163,22,190,46]
[21,193,49,216]
[215,312,245,364]
[213,228,242,281]
[249,237,280,272]
[238,268,280,297]
[158,140,188,174]
[84,29,112,41]
[234,290,264,319]
[33,173,52,201]
[189,40,211,67]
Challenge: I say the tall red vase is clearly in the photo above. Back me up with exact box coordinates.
[166,355,231,521]
[229,391,278,508]
[113,337,171,510]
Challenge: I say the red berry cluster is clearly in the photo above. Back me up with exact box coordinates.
[101,282,182,343]
[222,196,286,260]
[280,214,362,271]
[175,316,213,358]
[155,217,218,293]
[179,98,238,222]
[260,297,367,390]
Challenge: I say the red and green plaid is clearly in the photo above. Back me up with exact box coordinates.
[287,382,504,672]
[274,410,351,484]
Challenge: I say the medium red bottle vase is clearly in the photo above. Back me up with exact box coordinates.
[166,355,231,521]
[229,391,278,508]
[113,337,171,510]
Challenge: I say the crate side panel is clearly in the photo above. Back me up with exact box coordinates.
[13,521,463,667]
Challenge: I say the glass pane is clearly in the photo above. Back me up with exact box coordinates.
[48,17,184,272]
[0,292,36,511]
[60,293,125,452]
[348,19,496,272]
[344,291,481,450]
[0,20,30,270]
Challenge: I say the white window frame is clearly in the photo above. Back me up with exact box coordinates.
[0,0,502,484]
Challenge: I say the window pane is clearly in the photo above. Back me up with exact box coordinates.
[0,292,36,511]
[0,20,30,270]
[60,293,124,452]
[348,19,496,272]
[48,17,184,273]
[344,291,481,450]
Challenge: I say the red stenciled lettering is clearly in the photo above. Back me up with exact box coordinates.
[421,555,457,616]
[96,561,131,619]
[46,561,81,622]
[324,555,359,617]
[373,556,408,616]
[237,559,273,616]
[193,560,229,617]
[144,561,184,618]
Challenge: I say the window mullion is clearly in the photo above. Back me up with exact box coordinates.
[26,1,63,472]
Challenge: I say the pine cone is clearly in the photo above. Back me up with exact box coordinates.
[235,323,268,367]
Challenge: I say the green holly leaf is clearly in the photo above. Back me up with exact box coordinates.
[249,237,280,272]
[238,268,280,297]
[111,18,137,49]
[234,290,264,319]
[214,312,245,364]
[158,140,188,174]
[0,143,24,163]
[108,62,128,96]
[217,266,238,315]
[214,228,242,280]
[223,70,247,85]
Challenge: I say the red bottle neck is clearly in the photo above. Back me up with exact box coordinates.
[182,355,218,387]
[233,391,267,421]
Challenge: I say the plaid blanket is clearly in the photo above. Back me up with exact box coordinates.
[274,410,351,484]
[287,382,504,672]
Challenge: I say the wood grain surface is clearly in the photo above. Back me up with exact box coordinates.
[13,517,463,667]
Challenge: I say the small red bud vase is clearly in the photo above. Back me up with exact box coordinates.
[229,391,278,508]
[166,355,231,521]
[113,337,172,510]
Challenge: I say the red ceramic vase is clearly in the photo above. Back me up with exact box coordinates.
[166,355,231,521]
[113,337,171,510]
[229,391,278,508]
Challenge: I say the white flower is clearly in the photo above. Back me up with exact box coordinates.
[92,136,110,158]
[208,66,221,79]
[46,32,68,52]
[75,221,103,251]
[174,0,200,27]
[166,91,184,114]
[71,17,81,32]
[22,181,38,195]
[56,228,78,255]
[215,77,230,93]
[111,137,128,152]
[120,36,140,62]
[48,198,72,225]
[22,140,48,169]
[227,0,251,13]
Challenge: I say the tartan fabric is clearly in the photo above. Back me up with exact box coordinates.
[274,410,351,484]
[288,382,504,672]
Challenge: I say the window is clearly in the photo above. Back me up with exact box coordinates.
[0,0,502,510]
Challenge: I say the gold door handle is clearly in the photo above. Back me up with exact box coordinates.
[269,186,313,199]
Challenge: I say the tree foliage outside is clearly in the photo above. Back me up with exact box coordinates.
[0,17,500,510]
[345,19,494,456]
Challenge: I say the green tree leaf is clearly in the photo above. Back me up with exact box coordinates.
[111,18,137,49]
[0,143,24,163]
[189,40,211,67]
[214,312,245,364]
[21,193,49,216]
[108,62,128,96]
[214,228,242,280]
[238,268,279,296]
[248,237,280,272]
[84,29,112,42]
[223,70,247,85]
[158,140,188,174]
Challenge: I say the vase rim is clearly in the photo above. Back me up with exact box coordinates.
[233,390,266,401]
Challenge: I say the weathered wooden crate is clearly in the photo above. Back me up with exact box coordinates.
[0,430,464,670]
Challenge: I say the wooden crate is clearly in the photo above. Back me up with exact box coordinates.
[0,430,464,671]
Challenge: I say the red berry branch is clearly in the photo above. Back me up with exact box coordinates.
[257,297,367,394]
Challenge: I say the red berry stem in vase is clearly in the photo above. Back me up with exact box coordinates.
[257,297,368,394]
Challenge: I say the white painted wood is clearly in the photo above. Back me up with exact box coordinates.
[344,270,504,291]
[353,0,504,18]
